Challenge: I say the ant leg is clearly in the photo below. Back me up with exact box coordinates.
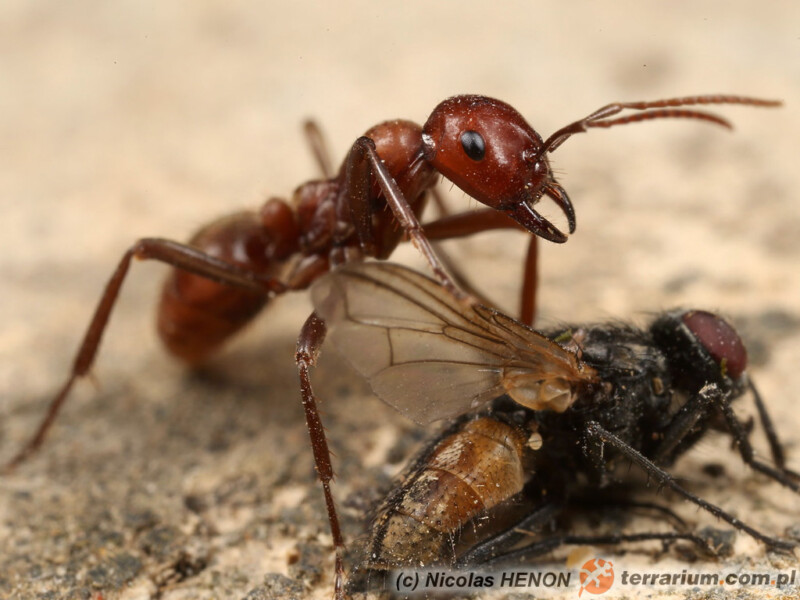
[304,121,517,304]
[295,312,346,600]
[422,207,524,240]
[425,245,498,308]
[423,190,509,307]
[584,421,796,551]
[303,119,335,178]
[4,238,288,472]
[519,236,538,326]
[423,208,540,324]
[343,137,466,300]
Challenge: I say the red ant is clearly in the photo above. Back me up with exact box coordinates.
[4,94,779,598]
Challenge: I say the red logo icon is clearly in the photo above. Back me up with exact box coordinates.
[579,558,614,596]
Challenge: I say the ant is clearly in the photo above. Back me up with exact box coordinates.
[312,262,799,594]
[4,94,780,598]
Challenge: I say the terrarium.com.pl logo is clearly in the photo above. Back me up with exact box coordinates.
[391,560,797,596]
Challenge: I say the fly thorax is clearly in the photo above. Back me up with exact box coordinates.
[501,370,576,412]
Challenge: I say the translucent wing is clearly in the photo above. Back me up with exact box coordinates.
[311,262,597,424]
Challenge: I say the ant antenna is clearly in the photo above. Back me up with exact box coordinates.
[539,95,783,155]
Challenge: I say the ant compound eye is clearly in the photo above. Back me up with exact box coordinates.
[460,130,486,161]
[682,311,747,380]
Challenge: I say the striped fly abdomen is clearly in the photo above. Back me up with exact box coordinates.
[368,415,528,568]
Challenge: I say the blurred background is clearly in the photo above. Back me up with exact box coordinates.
[1,2,798,598]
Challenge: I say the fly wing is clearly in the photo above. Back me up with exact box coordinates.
[311,262,596,424]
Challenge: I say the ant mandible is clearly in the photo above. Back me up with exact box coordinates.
[5,93,779,597]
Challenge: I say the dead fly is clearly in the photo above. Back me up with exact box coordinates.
[311,262,799,581]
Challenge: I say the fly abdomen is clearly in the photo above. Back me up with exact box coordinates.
[367,416,527,568]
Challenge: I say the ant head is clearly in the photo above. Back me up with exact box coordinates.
[422,95,575,243]
[652,310,748,391]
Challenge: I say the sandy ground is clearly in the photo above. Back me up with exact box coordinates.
[1,2,799,599]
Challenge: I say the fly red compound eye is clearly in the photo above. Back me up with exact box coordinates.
[682,310,748,380]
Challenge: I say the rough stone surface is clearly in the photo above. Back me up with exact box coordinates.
[1,2,798,599]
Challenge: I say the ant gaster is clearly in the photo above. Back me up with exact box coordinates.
[5,94,780,598]
[312,262,799,590]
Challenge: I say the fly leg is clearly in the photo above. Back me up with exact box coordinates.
[4,238,288,471]
[295,312,347,600]
[568,496,689,531]
[482,531,713,567]
[462,494,712,567]
[455,501,563,566]
[747,378,800,481]
[584,421,796,552]
[651,382,799,492]
[706,383,800,492]
[650,384,716,466]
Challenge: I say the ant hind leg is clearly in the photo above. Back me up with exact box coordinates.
[4,237,287,472]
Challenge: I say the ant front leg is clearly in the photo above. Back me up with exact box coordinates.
[4,238,288,472]
[584,421,796,552]
[295,312,347,600]
[342,137,468,301]
[423,209,540,324]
